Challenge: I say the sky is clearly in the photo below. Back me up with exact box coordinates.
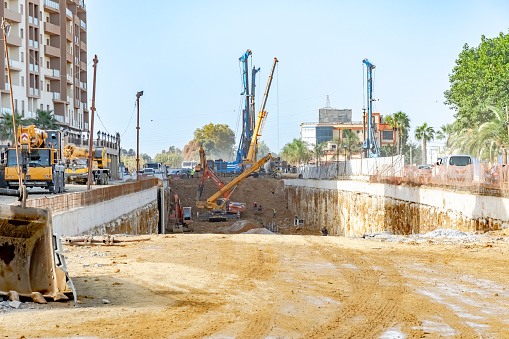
[85,0,509,158]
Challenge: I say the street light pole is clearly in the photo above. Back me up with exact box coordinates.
[87,55,98,190]
[136,91,143,180]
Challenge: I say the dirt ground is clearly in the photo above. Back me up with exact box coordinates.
[170,177,308,234]
[1,233,509,338]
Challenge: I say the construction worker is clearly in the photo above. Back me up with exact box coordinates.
[253,201,257,210]
[322,227,328,236]
[257,204,262,211]
[272,208,276,218]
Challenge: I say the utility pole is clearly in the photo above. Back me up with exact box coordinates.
[505,106,508,164]
[87,55,98,190]
[136,91,144,180]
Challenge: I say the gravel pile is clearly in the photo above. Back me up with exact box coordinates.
[358,229,508,245]
[242,228,275,235]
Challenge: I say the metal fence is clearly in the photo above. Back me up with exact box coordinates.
[298,155,405,179]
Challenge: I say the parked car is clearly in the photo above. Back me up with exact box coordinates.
[143,168,155,176]
[433,155,474,181]
[168,168,192,179]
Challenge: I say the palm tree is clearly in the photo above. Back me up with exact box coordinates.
[340,129,361,160]
[415,123,435,164]
[393,111,410,154]
[312,142,327,166]
[28,109,60,130]
[0,112,26,143]
[281,138,311,165]
[436,124,454,155]
[384,114,397,157]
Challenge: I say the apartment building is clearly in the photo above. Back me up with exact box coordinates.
[0,0,88,132]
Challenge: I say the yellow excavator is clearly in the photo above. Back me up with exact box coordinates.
[196,153,274,221]
[64,145,111,185]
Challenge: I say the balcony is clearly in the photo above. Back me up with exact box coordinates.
[84,122,89,130]
[44,22,60,36]
[66,30,72,42]
[66,8,73,19]
[80,20,87,30]
[80,82,87,90]
[45,45,60,58]
[67,96,71,103]
[52,92,60,100]
[80,40,87,52]
[6,35,22,47]
[75,78,79,85]
[65,116,69,124]
[80,60,87,69]
[54,114,64,123]
[67,53,72,63]
[67,74,72,83]
[79,0,86,11]
[44,0,60,12]
[83,102,88,110]
[35,88,39,96]
[75,99,80,107]
[5,58,22,71]
[4,9,22,23]
[34,41,39,49]
[53,69,60,77]
[4,83,9,91]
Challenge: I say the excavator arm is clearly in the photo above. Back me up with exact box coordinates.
[198,153,274,211]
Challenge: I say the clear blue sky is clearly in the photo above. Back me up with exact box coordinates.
[86,0,509,157]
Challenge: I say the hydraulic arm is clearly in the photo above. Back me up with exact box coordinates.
[362,58,380,158]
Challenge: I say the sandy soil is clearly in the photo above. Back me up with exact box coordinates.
[1,234,508,338]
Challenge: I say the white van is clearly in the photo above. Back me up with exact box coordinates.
[434,155,477,181]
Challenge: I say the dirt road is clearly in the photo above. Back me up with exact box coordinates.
[1,234,508,338]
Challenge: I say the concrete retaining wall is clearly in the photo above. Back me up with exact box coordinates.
[284,179,509,236]
[26,178,159,236]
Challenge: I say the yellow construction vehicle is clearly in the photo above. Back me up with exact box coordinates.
[197,153,274,221]
[64,145,111,185]
[4,125,65,193]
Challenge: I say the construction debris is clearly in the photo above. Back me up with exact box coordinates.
[63,235,151,246]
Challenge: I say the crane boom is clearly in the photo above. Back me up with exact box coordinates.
[236,49,252,163]
[197,153,274,211]
[245,57,278,165]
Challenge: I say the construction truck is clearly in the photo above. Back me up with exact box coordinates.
[196,153,274,222]
[64,145,111,185]
[4,125,65,193]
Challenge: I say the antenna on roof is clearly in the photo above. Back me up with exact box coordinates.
[325,95,330,108]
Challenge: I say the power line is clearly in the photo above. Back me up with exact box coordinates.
[121,100,137,136]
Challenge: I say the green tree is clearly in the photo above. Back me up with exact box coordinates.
[312,142,327,165]
[140,153,152,163]
[0,112,26,143]
[436,124,454,155]
[444,32,509,131]
[281,138,311,165]
[340,130,361,160]
[414,123,435,165]
[193,123,235,160]
[256,141,271,159]
[27,109,60,130]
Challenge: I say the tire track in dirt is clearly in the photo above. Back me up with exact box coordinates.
[305,240,423,338]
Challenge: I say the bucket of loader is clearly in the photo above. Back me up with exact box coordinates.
[0,205,74,302]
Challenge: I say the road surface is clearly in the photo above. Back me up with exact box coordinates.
[0,233,507,338]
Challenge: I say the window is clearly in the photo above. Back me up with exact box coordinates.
[46,83,49,91]
[46,38,49,45]
[21,76,24,86]
[20,51,23,62]
[47,105,49,111]
[46,61,49,68]
[20,4,23,14]
[382,130,394,140]
[40,104,43,110]
[21,100,24,114]
[20,28,23,39]
[14,99,17,112]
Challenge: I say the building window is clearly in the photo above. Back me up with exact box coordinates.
[20,28,23,39]
[47,105,49,111]
[40,104,43,110]
[382,130,394,141]
[14,99,17,112]
[46,83,49,91]
[46,61,49,68]
[20,4,23,14]
[21,76,24,86]
[20,51,23,62]
[21,100,24,114]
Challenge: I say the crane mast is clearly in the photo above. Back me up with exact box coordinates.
[362,58,380,158]
[236,49,252,163]
[245,57,278,165]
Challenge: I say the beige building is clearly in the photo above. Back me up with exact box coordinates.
[0,0,88,132]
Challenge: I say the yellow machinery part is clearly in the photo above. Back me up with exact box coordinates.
[0,205,73,301]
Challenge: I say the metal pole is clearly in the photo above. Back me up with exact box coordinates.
[136,95,140,180]
[87,55,98,190]
[136,91,143,180]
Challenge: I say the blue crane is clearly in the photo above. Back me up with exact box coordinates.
[362,58,380,158]
[236,50,252,164]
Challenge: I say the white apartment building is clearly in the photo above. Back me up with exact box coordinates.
[0,0,88,132]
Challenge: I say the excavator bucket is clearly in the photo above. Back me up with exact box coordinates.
[0,205,75,302]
